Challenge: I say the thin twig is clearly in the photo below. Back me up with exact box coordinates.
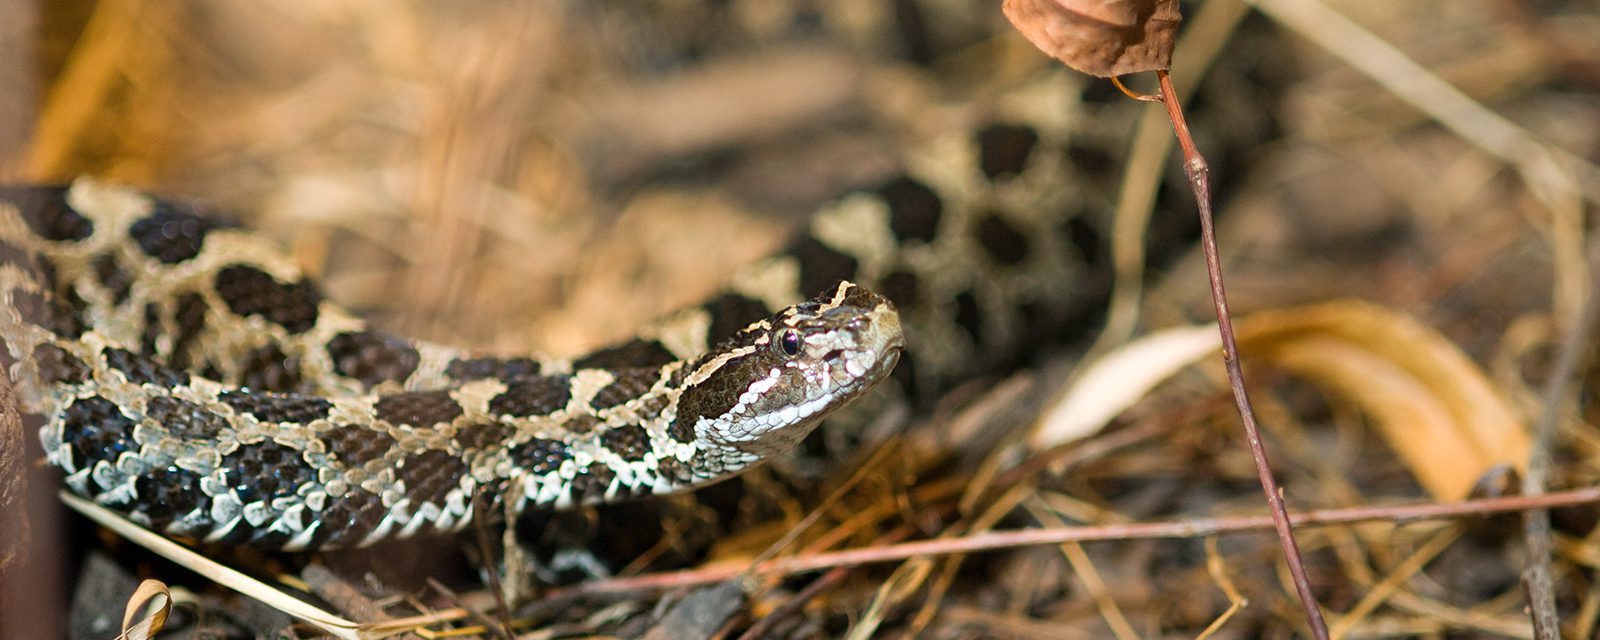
[1521,231,1600,638]
[735,567,853,640]
[470,490,516,640]
[426,578,513,640]
[1151,69,1330,639]
[553,485,1600,597]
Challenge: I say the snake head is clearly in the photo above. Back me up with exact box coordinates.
[671,281,903,458]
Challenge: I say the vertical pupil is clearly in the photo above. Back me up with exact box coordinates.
[781,331,800,355]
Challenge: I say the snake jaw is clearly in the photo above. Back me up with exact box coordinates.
[672,282,902,459]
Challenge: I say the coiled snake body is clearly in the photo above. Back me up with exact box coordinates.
[1,70,1148,550]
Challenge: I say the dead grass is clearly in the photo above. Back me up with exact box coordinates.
[3,0,1600,637]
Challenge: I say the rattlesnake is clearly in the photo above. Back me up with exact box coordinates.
[0,67,1186,551]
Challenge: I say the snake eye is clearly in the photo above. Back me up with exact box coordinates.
[777,329,802,357]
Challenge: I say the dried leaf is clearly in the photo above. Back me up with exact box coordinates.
[61,493,367,639]
[120,580,171,640]
[1033,324,1221,449]
[1002,0,1181,77]
[1035,300,1528,502]
[1235,300,1529,501]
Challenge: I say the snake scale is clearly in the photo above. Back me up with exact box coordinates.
[0,67,1231,551]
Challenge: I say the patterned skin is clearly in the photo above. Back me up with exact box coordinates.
[0,181,902,549]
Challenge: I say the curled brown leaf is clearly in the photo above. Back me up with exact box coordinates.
[1002,0,1181,77]
[1236,300,1530,501]
[1037,300,1529,501]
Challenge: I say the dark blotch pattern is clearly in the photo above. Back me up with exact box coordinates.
[562,414,601,435]
[168,292,208,370]
[139,303,160,356]
[1064,216,1105,269]
[214,264,322,333]
[574,339,675,371]
[976,123,1041,180]
[511,438,572,475]
[589,368,659,411]
[399,449,467,508]
[702,293,771,345]
[786,236,858,301]
[839,282,880,310]
[239,344,300,392]
[489,375,571,417]
[327,331,420,387]
[879,270,921,309]
[600,425,651,462]
[36,261,59,291]
[891,351,920,400]
[1018,301,1051,344]
[2,186,93,241]
[61,395,138,474]
[879,176,943,243]
[975,212,1031,266]
[221,390,332,424]
[312,488,386,549]
[8,289,47,326]
[131,466,208,527]
[642,393,671,420]
[374,390,463,427]
[11,288,83,338]
[655,455,694,485]
[64,289,90,337]
[92,254,133,304]
[671,351,765,442]
[669,412,698,445]
[104,347,189,387]
[32,343,88,384]
[223,440,315,505]
[322,425,397,466]
[954,291,983,344]
[237,526,292,548]
[129,203,231,264]
[0,237,35,272]
[1064,140,1118,181]
[445,356,540,381]
[454,422,513,452]
[146,396,228,440]
[570,465,615,504]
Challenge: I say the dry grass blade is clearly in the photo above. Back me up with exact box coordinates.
[1194,536,1247,640]
[8,1,1597,636]
[1328,526,1467,639]
[554,487,1600,598]
[1033,323,1219,448]
[59,493,365,639]
[117,579,171,640]
[1246,0,1597,322]
[1050,299,1525,501]
[1026,501,1139,639]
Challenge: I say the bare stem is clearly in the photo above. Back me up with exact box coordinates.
[1152,69,1330,639]
[553,486,1600,598]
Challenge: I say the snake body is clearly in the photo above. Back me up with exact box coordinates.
[0,69,1159,550]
